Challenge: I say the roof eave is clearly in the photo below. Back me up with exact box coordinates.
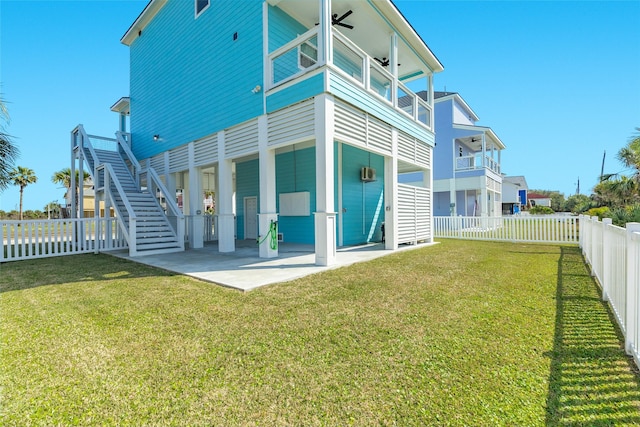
[453,124,506,150]
[381,0,444,73]
[121,0,167,46]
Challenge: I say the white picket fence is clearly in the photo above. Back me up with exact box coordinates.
[1,218,128,262]
[434,215,579,244]
[579,215,640,369]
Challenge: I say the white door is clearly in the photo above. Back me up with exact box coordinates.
[244,196,257,240]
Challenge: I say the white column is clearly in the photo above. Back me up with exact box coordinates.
[314,94,337,266]
[480,176,488,217]
[258,115,278,258]
[390,33,398,79]
[481,133,487,169]
[384,129,398,250]
[319,0,332,64]
[450,137,457,216]
[188,142,204,249]
[217,131,236,253]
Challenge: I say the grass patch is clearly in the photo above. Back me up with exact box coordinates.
[1,240,638,425]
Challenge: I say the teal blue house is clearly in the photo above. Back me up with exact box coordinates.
[74,0,443,264]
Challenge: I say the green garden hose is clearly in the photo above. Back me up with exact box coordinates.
[257,220,278,250]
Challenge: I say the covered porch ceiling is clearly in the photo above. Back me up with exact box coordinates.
[267,0,442,81]
[453,124,506,151]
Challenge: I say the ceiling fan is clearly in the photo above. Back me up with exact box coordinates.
[374,57,401,68]
[332,10,354,29]
[317,10,354,29]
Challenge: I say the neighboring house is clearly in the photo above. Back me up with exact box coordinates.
[501,175,528,215]
[430,92,505,217]
[527,192,552,208]
[73,0,444,264]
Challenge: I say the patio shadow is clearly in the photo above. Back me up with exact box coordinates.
[546,246,640,425]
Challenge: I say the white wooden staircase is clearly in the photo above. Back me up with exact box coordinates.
[72,125,184,256]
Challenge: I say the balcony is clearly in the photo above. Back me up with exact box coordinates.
[455,154,501,175]
[268,27,432,129]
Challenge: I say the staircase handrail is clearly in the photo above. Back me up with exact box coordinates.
[141,166,185,246]
[96,163,138,249]
[72,125,100,179]
[115,131,141,186]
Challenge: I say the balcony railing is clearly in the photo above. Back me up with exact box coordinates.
[267,28,432,129]
[456,154,501,174]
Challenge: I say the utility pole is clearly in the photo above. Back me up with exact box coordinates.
[600,150,606,182]
[576,177,580,195]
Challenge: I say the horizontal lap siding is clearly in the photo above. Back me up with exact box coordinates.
[397,184,431,244]
[276,147,316,244]
[266,73,324,113]
[235,159,259,240]
[129,0,263,160]
[268,100,315,147]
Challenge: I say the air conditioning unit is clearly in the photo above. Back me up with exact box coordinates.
[360,167,376,182]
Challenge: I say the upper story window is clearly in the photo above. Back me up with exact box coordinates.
[195,0,210,18]
[298,39,318,69]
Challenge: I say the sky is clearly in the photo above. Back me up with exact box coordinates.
[1,0,639,211]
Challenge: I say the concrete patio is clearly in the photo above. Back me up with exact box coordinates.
[110,240,435,291]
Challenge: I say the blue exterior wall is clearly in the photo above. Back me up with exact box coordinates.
[275,146,316,244]
[268,5,307,52]
[433,192,450,216]
[433,98,454,180]
[340,144,385,245]
[266,73,324,113]
[235,159,259,240]
[129,0,264,160]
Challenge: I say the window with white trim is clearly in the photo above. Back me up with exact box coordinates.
[195,0,210,18]
[298,38,318,70]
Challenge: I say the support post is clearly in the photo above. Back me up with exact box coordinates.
[217,131,235,253]
[188,142,204,249]
[314,94,337,266]
[258,115,278,258]
[384,129,398,250]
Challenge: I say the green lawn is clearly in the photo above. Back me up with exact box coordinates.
[1,240,639,426]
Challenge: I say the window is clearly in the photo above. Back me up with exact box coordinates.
[298,39,317,69]
[195,0,210,18]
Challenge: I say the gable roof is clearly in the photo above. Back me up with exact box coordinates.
[434,91,480,122]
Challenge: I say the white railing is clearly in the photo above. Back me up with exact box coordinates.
[579,216,640,369]
[1,218,128,262]
[434,215,579,244]
[139,167,185,248]
[455,154,500,174]
[267,28,432,130]
[184,215,218,244]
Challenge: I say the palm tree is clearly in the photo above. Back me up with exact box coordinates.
[10,166,37,220]
[617,127,640,185]
[51,168,91,215]
[0,97,20,192]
